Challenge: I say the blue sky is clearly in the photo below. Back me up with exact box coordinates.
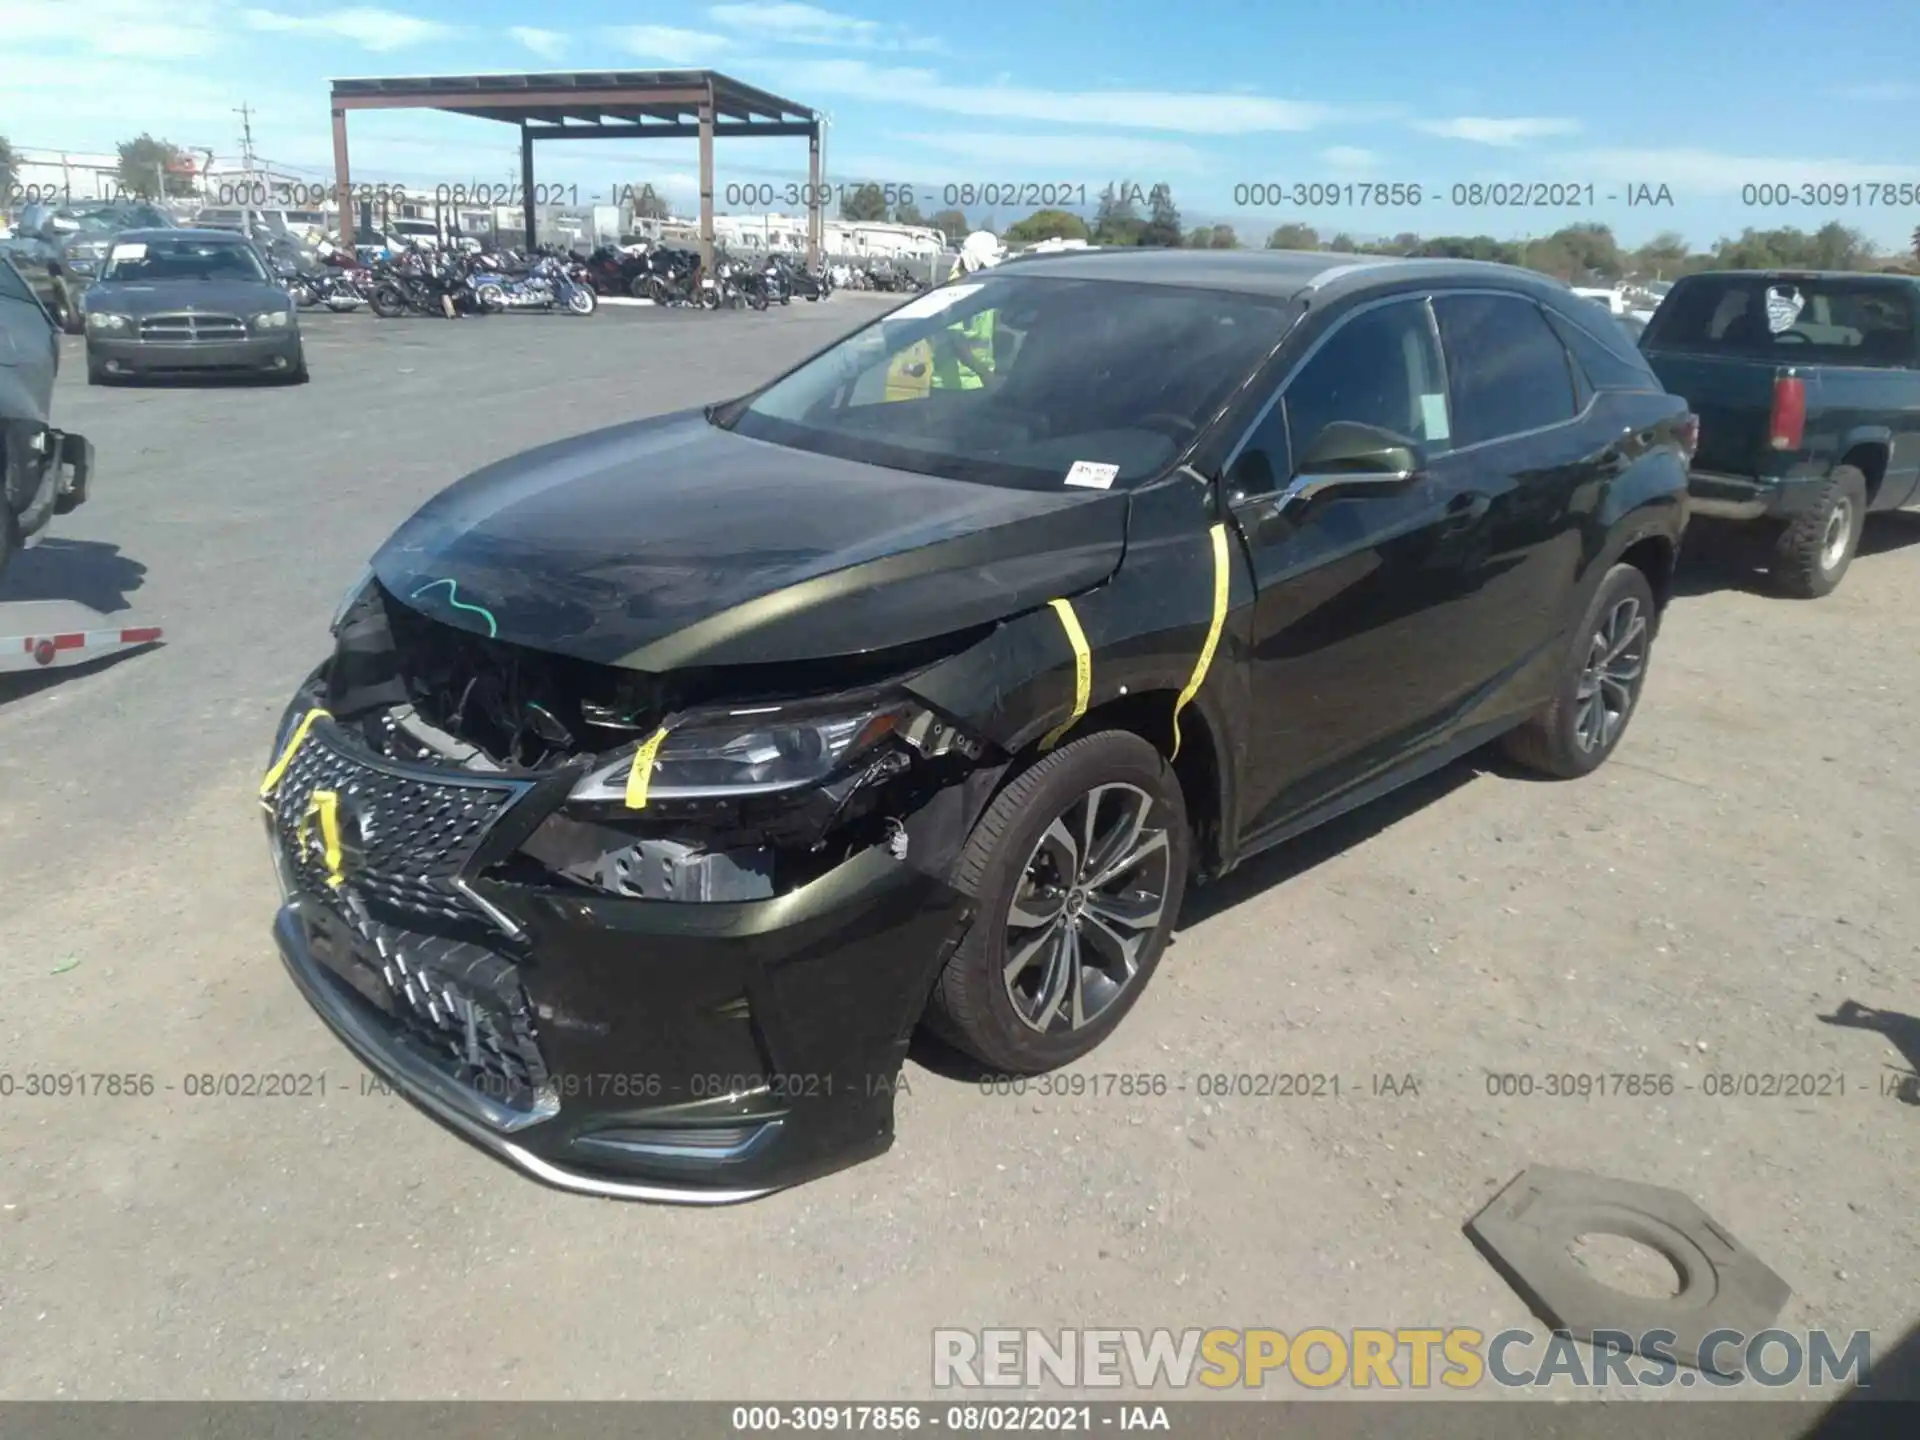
[9,0,1920,252]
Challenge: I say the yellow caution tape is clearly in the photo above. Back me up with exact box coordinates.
[295,789,347,888]
[624,726,671,809]
[260,707,330,801]
[1171,523,1231,762]
[1038,598,1091,752]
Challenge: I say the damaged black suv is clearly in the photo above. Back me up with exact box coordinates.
[264,250,1691,1202]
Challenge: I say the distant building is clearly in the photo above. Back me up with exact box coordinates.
[707,212,943,258]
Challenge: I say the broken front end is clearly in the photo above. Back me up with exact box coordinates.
[263,577,1007,1201]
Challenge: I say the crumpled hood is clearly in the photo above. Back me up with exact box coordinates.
[372,408,1128,670]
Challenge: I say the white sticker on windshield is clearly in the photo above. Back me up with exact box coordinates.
[1419,392,1451,442]
[1765,285,1805,334]
[1064,461,1120,490]
[109,242,146,261]
[887,283,984,321]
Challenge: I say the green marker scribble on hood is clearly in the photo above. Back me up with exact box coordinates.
[410,578,499,637]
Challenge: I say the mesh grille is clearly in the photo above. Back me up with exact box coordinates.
[349,913,550,1107]
[269,717,530,925]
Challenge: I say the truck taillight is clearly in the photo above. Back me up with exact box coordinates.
[1676,412,1699,461]
[1769,373,1806,451]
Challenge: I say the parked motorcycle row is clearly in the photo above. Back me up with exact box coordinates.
[273,239,881,319]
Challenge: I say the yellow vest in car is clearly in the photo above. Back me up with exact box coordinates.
[932,308,996,390]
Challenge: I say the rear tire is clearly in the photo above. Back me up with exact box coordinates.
[1771,465,1865,599]
[368,286,407,319]
[925,730,1190,1074]
[1501,563,1656,779]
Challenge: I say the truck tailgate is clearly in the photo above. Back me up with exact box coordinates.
[1643,350,1799,475]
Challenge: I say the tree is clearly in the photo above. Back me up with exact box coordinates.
[116,134,195,198]
[893,198,927,227]
[1003,208,1089,244]
[1090,181,1144,246]
[0,136,15,197]
[1327,232,1358,253]
[1187,225,1216,249]
[929,208,970,243]
[838,182,889,222]
[1632,229,1689,278]
[623,182,670,221]
[1807,220,1874,270]
[1265,223,1319,250]
[1137,183,1182,247]
[1208,223,1239,249]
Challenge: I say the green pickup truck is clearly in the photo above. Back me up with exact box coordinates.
[1641,270,1920,597]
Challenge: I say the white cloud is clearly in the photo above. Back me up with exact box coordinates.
[706,4,938,52]
[888,131,1211,175]
[7,0,227,56]
[1832,82,1913,102]
[709,3,877,42]
[1320,145,1382,170]
[509,26,567,60]
[773,58,1360,133]
[1412,116,1582,146]
[1554,147,1918,195]
[606,25,734,64]
[240,8,455,51]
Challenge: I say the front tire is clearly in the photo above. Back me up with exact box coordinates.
[1502,562,1656,779]
[1772,465,1866,599]
[566,286,597,315]
[926,730,1190,1073]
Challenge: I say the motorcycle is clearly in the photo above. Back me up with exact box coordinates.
[471,254,598,315]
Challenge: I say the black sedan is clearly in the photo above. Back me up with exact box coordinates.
[83,229,306,384]
[263,250,1691,1201]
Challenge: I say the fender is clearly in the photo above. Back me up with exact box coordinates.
[1831,424,1895,498]
[902,471,1256,849]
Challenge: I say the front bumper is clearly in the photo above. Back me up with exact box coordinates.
[1686,468,1827,522]
[264,710,970,1203]
[89,332,301,375]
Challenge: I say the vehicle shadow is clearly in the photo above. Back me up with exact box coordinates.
[1799,1317,1920,1429]
[0,538,159,702]
[0,536,148,612]
[1817,999,1920,1105]
[908,753,1487,1083]
[94,373,304,389]
[1671,511,1920,599]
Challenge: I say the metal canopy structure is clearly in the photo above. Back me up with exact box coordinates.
[328,70,824,266]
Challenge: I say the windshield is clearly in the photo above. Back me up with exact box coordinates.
[714,274,1294,490]
[1644,275,1918,364]
[101,236,269,283]
[72,203,172,234]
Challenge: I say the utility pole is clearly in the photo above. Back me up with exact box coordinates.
[235,102,258,203]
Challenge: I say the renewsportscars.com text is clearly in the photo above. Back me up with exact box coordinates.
[933,1327,1873,1390]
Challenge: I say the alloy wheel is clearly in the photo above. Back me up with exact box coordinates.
[1820,497,1853,573]
[1574,595,1647,754]
[1001,783,1172,1034]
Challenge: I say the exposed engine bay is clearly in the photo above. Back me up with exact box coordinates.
[317,578,1000,906]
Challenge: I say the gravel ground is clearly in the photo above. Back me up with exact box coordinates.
[0,299,1915,1404]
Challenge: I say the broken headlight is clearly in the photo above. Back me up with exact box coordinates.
[567,698,982,804]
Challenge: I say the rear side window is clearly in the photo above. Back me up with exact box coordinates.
[1543,305,1658,391]
[1433,293,1578,446]
[1643,276,1918,364]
